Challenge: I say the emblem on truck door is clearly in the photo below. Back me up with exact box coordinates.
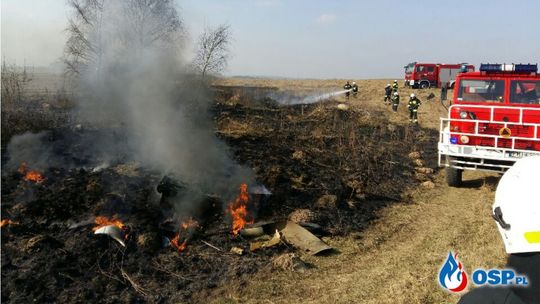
[499,127,512,138]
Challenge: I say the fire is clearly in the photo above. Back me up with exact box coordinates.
[93,215,125,232]
[0,219,19,227]
[170,234,188,253]
[227,183,254,235]
[25,171,45,183]
[180,217,199,230]
[170,217,199,253]
[18,162,45,183]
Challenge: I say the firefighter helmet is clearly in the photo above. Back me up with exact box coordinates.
[410,93,415,98]
[493,156,540,254]
[394,92,399,96]
[386,84,391,87]
[352,82,356,85]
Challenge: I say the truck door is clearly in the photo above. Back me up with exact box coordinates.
[426,65,436,85]
[416,64,435,88]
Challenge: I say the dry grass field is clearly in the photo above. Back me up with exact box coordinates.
[207,77,506,304]
[1,74,506,303]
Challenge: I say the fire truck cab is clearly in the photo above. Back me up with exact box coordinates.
[438,63,540,186]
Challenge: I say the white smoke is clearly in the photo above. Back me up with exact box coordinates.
[76,0,255,200]
[5,0,255,203]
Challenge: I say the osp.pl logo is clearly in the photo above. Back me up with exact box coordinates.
[438,251,529,293]
[438,252,468,292]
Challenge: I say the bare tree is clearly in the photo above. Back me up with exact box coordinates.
[63,0,104,76]
[1,59,32,110]
[193,24,232,79]
[124,0,183,47]
[64,0,183,76]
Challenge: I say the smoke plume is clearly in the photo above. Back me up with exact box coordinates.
[5,0,255,204]
[79,0,255,200]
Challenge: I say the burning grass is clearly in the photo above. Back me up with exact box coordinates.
[0,219,19,227]
[1,85,439,303]
[93,215,126,231]
[170,217,199,253]
[1,165,274,303]
[227,183,254,235]
[17,162,45,183]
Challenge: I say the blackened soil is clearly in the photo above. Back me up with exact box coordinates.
[1,99,438,303]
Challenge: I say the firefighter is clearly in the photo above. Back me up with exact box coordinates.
[392,80,399,93]
[459,156,540,304]
[344,81,352,100]
[408,93,421,123]
[440,83,448,101]
[391,91,400,112]
[351,82,359,98]
[384,84,392,104]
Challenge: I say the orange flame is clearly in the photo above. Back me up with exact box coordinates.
[1,219,19,228]
[18,162,45,183]
[170,234,188,253]
[170,217,199,253]
[227,183,253,235]
[25,171,45,183]
[93,215,125,232]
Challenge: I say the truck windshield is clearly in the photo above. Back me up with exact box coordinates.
[510,80,540,105]
[404,63,415,74]
[457,79,505,103]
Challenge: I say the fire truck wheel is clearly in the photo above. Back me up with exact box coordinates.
[445,166,463,187]
[419,81,430,89]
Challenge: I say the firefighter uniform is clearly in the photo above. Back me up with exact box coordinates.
[392,80,399,93]
[351,82,358,98]
[344,82,352,100]
[408,95,421,123]
[391,92,400,112]
[384,85,392,104]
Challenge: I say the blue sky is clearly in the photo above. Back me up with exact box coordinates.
[2,0,539,78]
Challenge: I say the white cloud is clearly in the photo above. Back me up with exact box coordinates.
[316,13,336,24]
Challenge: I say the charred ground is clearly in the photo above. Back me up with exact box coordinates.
[214,97,438,234]
[1,84,439,303]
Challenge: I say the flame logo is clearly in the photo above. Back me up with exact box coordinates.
[438,252,468,292]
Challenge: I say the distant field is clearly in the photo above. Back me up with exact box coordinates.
[24,71,75,96]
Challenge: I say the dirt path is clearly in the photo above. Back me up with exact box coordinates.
[208,79,507,304]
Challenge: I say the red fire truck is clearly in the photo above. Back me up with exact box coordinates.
[438,63,540,186]
[404,62,475,89]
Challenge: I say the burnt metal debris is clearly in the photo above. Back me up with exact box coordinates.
[94,225,126,247]
[241,221,333,255]
[156,175,186,198]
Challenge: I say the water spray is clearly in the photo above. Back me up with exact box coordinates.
[273,89,352,105]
